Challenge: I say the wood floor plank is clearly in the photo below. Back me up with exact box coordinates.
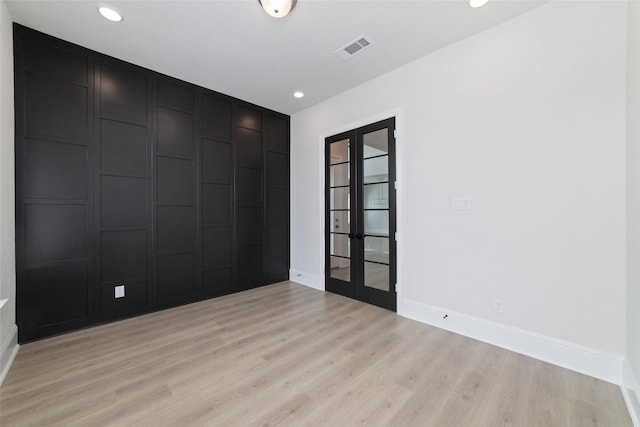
[0,281,632,426]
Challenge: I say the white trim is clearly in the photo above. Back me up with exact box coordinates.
[0,298,7,310]
[289,269,324,291]
[0,324,19,385]
[321,108,404,142]
[623,358,640,426]
[399,298,624,385]
[394,110,405,315]
[317,133,325,282]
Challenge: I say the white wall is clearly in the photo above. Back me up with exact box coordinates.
[291,0,627,361]
[625,0,640,421]
[0,0,17,384]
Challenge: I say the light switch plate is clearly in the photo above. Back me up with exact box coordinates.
[452,197,471,210]
[115,285,125,299]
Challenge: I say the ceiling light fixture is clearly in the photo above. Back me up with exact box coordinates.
[293,91,304,98]
[469,0,489,8]
[98,6,123,22]
[258,0,296,18]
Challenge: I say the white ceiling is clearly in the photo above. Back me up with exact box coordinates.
[7,0,546,115]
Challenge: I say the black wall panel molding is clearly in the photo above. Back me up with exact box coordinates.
[14,24,290,342]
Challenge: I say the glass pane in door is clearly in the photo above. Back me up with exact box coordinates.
[329,232,351,281]
[362,129,388,157]
[364,232,390,291]
[330,210,349,233]
[364,236,389,264]
[330,256,351,281]
[363,128,391,291]
[364,262,389,291]
[330,233,350,258]
[330,139,349,163]
[363,157,388,184]
[330,187,349,210]
[329,138,351,284]
[364,210,389,236]
[330,163,349,187]
[363,183,389,209]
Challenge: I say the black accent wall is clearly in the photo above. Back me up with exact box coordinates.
[13,25,290,342]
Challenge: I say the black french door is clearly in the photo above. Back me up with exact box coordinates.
[325,117,396,311]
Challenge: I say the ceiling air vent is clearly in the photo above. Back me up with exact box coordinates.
[335,36,373,60]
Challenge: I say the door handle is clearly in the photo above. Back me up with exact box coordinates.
[348,233,355,239]
[355,234,363,239]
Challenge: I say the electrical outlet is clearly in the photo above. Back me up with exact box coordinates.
[493,298,504,314]
[115,285,125,299]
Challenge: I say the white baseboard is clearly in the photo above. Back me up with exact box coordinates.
[623,358,640,426]
[400,298,624,385]
[289,269,324,291]
[0,324,19,385]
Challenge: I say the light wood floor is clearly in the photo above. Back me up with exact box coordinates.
[0,281,631,426]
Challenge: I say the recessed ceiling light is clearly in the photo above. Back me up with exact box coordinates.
[293,91,304,98]
[469,0,488,8]
[98,6,123,22]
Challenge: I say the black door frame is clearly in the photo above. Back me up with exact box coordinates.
[324,117,397,312]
